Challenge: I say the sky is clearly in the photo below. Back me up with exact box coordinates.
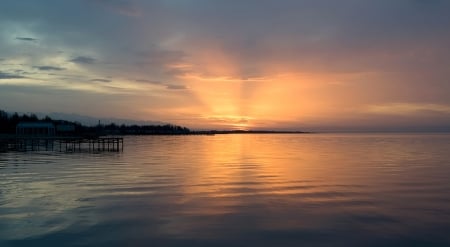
[1,0,450,131]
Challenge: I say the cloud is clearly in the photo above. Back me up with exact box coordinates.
[90,79,111,83]
[2,0,450,130]
[15,37,38,42]
[365,103,450,115]
[134,79,162,85]
[135,49,187,66]
[205,115,253,127]
[69,56,96,64]
[90,0,141,17]
[165,67,192,77]
[33,66,65,71]
[0,71,25,79]
[134,78,187,90]
[166,84,188,90]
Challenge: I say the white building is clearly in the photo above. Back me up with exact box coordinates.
[16,122,56,136]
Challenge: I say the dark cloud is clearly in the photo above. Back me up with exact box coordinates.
[90,79,111,83]
[166,84,187,90]
[33,66,65,71]
[0,71,25,79]
[70,56,96,64]
[135,79,162,85]
[134,78,187,90]
[15,37,38,42]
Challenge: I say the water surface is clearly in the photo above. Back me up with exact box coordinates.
[1,133,450,246]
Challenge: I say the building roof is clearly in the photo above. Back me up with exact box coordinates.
[16,122,55,128]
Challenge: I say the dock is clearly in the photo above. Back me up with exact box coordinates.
[0,136,123,152]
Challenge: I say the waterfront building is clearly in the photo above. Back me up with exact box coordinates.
[16,122,56,136]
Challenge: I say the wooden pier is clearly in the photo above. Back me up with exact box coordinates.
[0,136,123,152]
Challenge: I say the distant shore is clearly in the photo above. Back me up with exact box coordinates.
[190,130,310,135]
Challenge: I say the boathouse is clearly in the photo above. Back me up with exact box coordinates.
[16,122,56,136]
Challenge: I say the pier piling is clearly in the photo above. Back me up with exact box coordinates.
[0,136,123,152]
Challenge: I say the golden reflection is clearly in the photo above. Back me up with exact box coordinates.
[178,135,332,198]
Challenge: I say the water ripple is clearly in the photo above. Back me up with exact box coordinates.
[1,134,450,246]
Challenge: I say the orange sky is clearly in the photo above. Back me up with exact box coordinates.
[1,1,450,131]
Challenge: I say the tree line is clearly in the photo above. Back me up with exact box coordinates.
[0,110,190,135]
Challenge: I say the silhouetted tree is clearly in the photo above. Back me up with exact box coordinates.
[0,109,191,135]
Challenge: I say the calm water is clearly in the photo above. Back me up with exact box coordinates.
[1,133,450,246]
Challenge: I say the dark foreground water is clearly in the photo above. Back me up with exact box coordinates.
[1,133,450,247]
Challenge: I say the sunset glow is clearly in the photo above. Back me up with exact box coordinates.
[1,1,450,131]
